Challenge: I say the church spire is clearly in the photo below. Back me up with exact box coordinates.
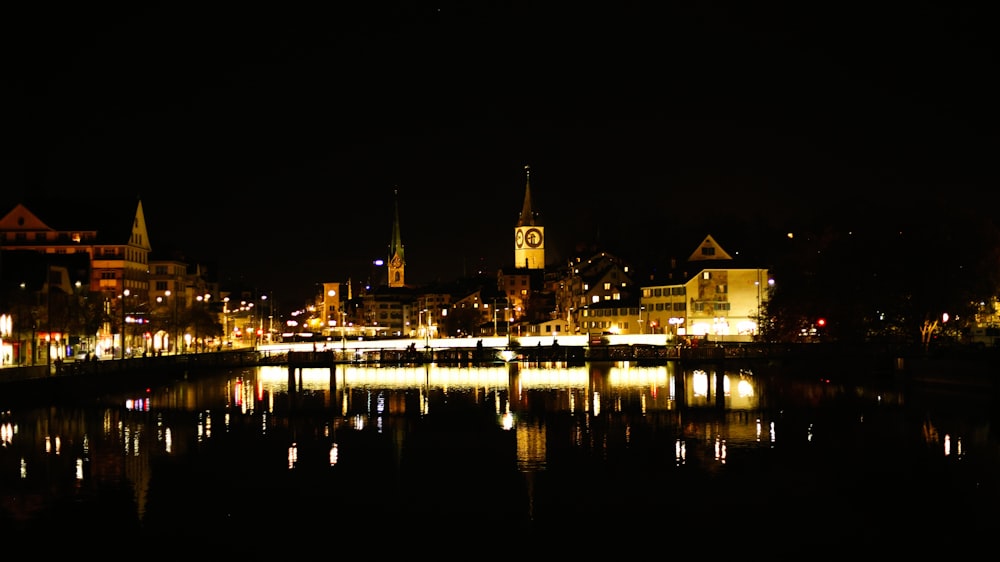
[513,164,545,269]
[517,164,536,227]
[388,187,405,288]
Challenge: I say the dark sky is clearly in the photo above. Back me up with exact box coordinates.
[4,4,998,306]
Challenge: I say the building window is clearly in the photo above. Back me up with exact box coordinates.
[702,247,715,256]
[703,271,711,280]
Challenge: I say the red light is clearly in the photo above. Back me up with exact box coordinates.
[817,318,826,327]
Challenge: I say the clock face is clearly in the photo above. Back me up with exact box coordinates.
[515,229,524,248]
[391,255,402,267]
[525,227,543,248]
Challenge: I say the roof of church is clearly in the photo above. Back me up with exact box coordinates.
[515,165,538,227]
[389,188,404,261]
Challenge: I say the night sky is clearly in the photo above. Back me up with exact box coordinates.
[3,4,997,306]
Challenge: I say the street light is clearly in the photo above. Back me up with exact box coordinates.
[121,289,130,359]
[419,308,430,348]
[260,294,268,344]
[195,293,210,352]
[165,290,178,354]
[669,317,684,343]
[506,304,512,344]
[223,297,230,346]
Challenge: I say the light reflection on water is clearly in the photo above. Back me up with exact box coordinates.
[0,360,997,548]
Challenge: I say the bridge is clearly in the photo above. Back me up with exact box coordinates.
[0,338,928,402]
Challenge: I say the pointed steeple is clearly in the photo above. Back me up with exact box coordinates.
[389,188,403,261]
[513,164,545,269]
[517,165,537,227]
[388,187,405,287]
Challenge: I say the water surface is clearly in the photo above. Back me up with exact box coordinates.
[1,359,997,552]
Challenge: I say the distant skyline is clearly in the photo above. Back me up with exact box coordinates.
[4,4,997,306]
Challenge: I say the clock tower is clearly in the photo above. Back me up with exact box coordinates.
[388,188,406,288]
[514,165,544,269]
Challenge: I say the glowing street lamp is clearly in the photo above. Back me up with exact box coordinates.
[223,297,231,346]
[121,289,130,359]
[165,290,179,354]
[669,317,684,342]
[260,294,269,344]
[195,293,210,352]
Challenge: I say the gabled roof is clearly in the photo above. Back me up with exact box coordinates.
[634,233,765,286]
[1,196,143,246]
[687,234,733,262]
[516,165,538,227]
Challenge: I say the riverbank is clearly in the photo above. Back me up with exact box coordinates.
[0,350,261,404]
[1,343,997,405]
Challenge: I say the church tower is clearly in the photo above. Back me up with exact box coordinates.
[514,165,544,269]
[387,188,406,288]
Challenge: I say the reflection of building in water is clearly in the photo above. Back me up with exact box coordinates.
[257,365,512,390]
[15,361,990,537]
[251,363,760,476]
[686,368,757,410]
[516,420,547,472]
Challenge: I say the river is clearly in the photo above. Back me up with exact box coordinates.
[0,357,997,553]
